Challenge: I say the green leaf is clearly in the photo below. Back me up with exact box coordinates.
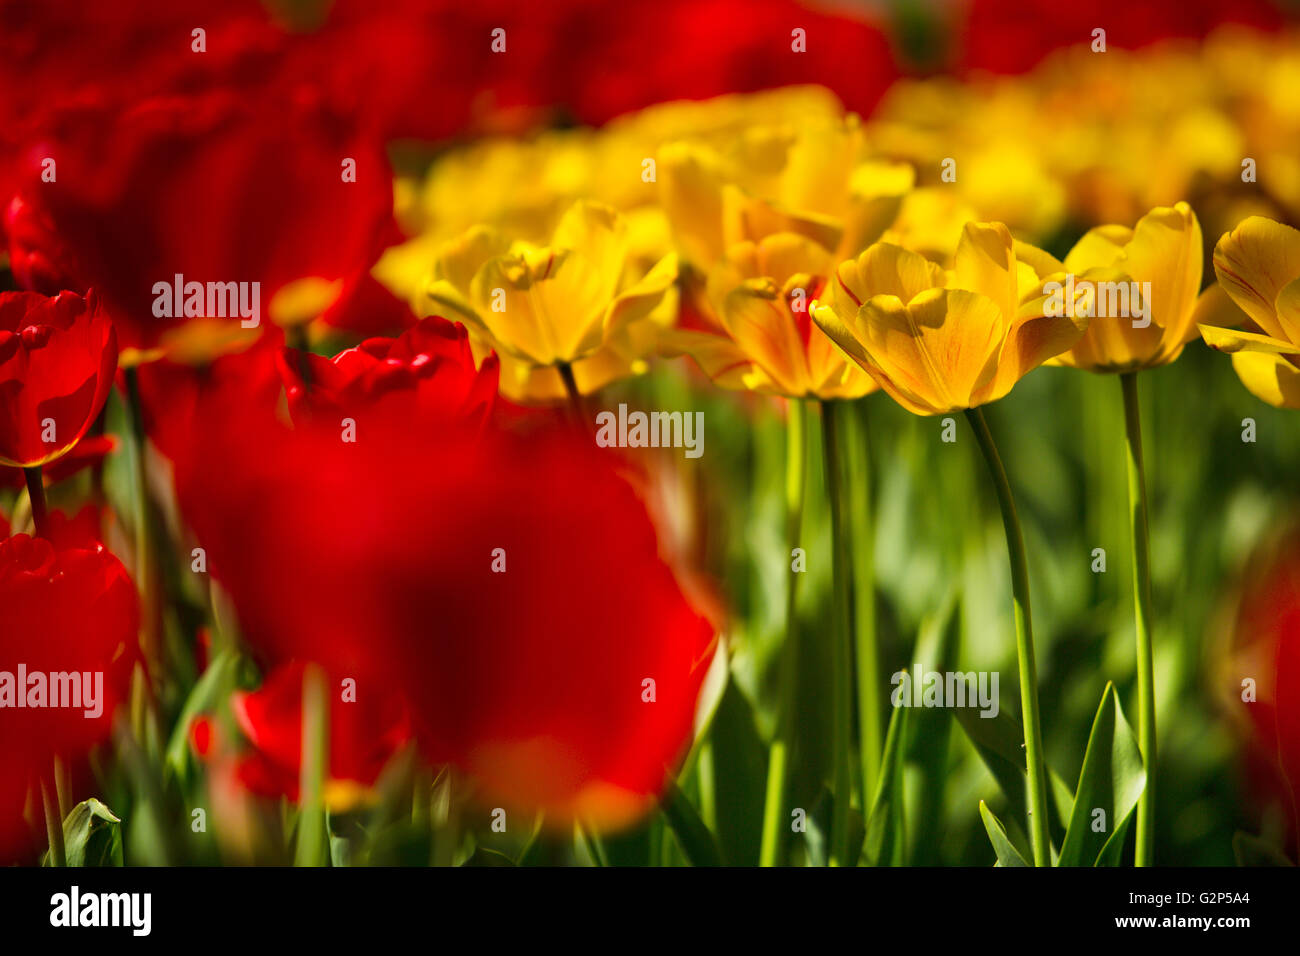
[956,705,1072,850]
[979,801,1029,867]
[863,700,908,866]
[903,596,959,864]
[1232,832,1295,867]
[704,677,768,866]
[1058,682,1145,867]
[164,650,240,780]
[60,799,124,867]
[804,787,865,868]
[462,847,517,867]
[660,779,723,867]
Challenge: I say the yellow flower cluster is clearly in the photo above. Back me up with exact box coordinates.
[371,28,1300,413]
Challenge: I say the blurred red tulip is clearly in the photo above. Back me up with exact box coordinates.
[217,661,413,806]
[0,290,117,468]
[6,87,395,350]
[175,369,716,828]
[954,0,1284,74]
[0,531,139,862]
[1227,528,1300,854]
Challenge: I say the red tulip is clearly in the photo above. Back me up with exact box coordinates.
[220,661,412,805]
[6,87,395,350]
[277,316,498,428]
[0,434,117,490]
[0,531,139,862]
[175,363,716,829]
[0,290,117,468]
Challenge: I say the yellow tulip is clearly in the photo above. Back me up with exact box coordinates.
[663,232,877,399]
[809,222,1088,415]
[1045,202,1233,373]
[1198,216,1300,408]
[420,200,677,402]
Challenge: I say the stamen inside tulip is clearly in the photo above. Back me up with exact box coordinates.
[20,325,53,349]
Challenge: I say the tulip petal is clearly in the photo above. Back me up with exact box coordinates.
[1213,216,1300,344]
[1230,349,1300,409]
[831,242,946,318]
[1120,202,1203,341]
[1198,324,1300,354]
[848,288,1005,415]
[955,221,1020,328]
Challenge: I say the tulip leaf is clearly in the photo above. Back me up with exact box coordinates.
[803,787,865,868]
[660,779,723,866]
[903,595,959,864]
[58,799,124,867]
[956,704,1072,846]
[1232,832,1295,867]
[863,698,908,866]
[165,650,240,781]
[1058,682,1145,867]
[979,800,1029,867]
[704,676,767,866]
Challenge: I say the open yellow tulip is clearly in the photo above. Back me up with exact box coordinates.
[420,200,677,403]
[1198,216,1300,408]
[1046,202,1231,373]
[809,222,1088,416]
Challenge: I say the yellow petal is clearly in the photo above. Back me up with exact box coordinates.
[1197,324,1300,354]
[1120,202,1203,343]
[1063,224,1132,274]
[660,327,757,392]
[1230,349,1300,409]
[847,288,1005,416]
[720,187,841,253]
[954,221,1019,327]
[605,252,679,337]
[830,242,946,319]
[718,279,808,396]
[660,141,728,269]
[551,200,629,296]
[1213,216,1300,343]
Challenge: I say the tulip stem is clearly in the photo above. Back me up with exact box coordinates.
[821,400,855,867]
[845,399,881,807]
[41,774,66,867]
[964,407,1051,867]
[1120,372,1156,867]
[295,664,329,867]
[760,399,807,866]
[124,368,158,677]
[557,362,587,431]
[23,466,48,539]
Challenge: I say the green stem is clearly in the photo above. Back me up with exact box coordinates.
[821,400,855,867]
[964,407,1051,867]
[41,775,66,867]
[294,664,329,867]
[557,362,587,431]
[23,467,48,539]
[124,368,158,677]
[845,399,881,806]
[760,399,807,866]
[1120,372,1156,867]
